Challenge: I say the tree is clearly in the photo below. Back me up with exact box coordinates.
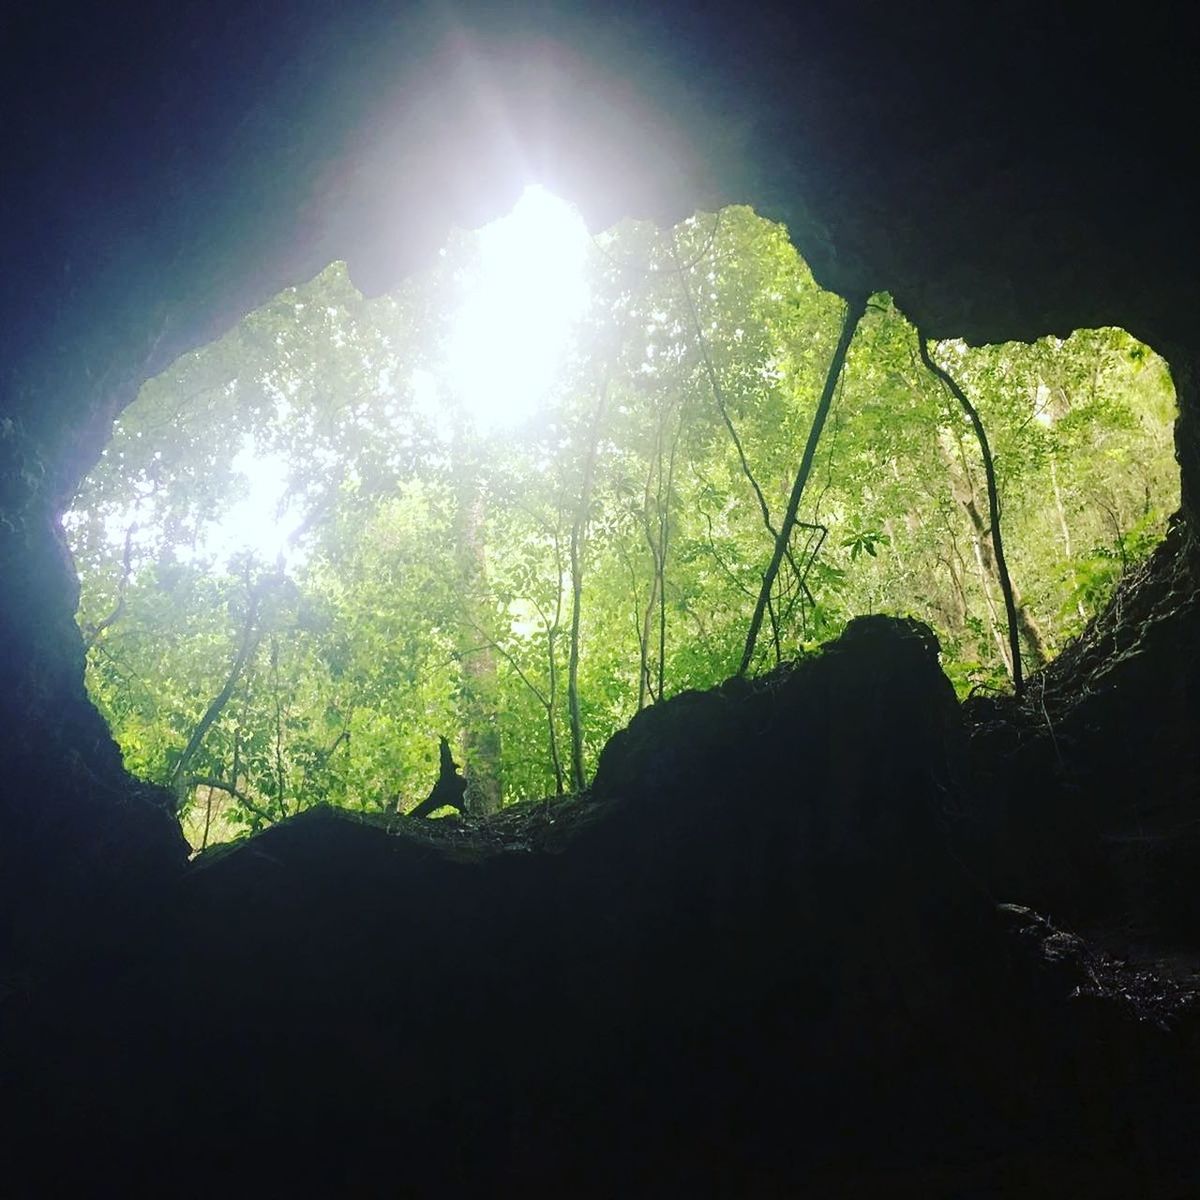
[919,333,1027,694]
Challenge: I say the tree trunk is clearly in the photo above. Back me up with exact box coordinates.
[922,336,1040,695]
[739,295,867,675]
[1051,456,1089,623]
[270,634,288,818]
[950,449,1049,670]
[169,576,265,810]
[567,373,611,792]
[544,524,566,795]
[453,444,502,813]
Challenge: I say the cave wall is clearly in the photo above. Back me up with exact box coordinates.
[2,0,1197,954]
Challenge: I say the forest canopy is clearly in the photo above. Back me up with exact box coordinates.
[65,193,1179,848]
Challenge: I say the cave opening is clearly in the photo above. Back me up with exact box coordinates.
[8,5,1200,1192]
[64,196,1179,850]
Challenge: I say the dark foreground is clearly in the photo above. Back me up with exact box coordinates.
[6,539,1200,1197]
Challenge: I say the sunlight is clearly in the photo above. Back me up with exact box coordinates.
[446,185,590,431]
[197,437,304,566]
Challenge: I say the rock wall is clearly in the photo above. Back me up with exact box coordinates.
[6,618,1197,1194]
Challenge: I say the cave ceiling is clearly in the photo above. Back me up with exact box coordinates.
[3,1,1196,501]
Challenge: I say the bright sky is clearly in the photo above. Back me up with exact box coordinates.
[158,437,306,568]
[444,184,591,431]
[204,187,590,563]
[86,186,590,571]
[88,435,304,571]
[214,439,305,563]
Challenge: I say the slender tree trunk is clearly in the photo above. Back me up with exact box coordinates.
[969,535,1016,675]
[200,676,252,850]
[453,441,502,812]
[170,577,264,810]
[545,627,564,796]
[939,445,1011,663]
[482,500,566,798]
[638,569,659,707]
[656,409,684,699]
[920,334,1032,695]
[634,400,685,704]
[739,295,867,675]
[463,623,562,801]
[637,449,662,708]
[270,634,288,817]
[199,715,236,852]
[959,485,1049,667]
[882,517,907,576]
[199,784,215,853]
[1051,456,1089,622]
[1050,459,1074,561]
[938,427,1048,677]
[567,373,611,792]
[941,528,971,629]
[567,529,587,791]
[545,525,566,795]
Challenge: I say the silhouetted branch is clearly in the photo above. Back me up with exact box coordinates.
[188,775,274,824]
[918,332,1024,696]
[739,295,867,675]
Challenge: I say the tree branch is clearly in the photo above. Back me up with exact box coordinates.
[739,295,867,675]
[83,521,137,651]
[919,333,1025,695]
[188,775,275,824]
[169,577,266,804]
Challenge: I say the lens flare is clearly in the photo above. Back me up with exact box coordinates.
[446,185,590,431]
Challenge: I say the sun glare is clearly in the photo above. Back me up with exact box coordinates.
[446,185,590,431]
[195,438,304,567]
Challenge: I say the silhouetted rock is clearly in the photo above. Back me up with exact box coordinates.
[5,616,1198,1195]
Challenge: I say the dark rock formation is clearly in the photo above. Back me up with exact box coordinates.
[3,3,1200,1192]
[6,617,1196,1195]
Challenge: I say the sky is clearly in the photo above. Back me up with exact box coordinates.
[82,185,593,570]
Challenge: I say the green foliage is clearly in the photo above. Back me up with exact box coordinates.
[66,206,1179,846]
